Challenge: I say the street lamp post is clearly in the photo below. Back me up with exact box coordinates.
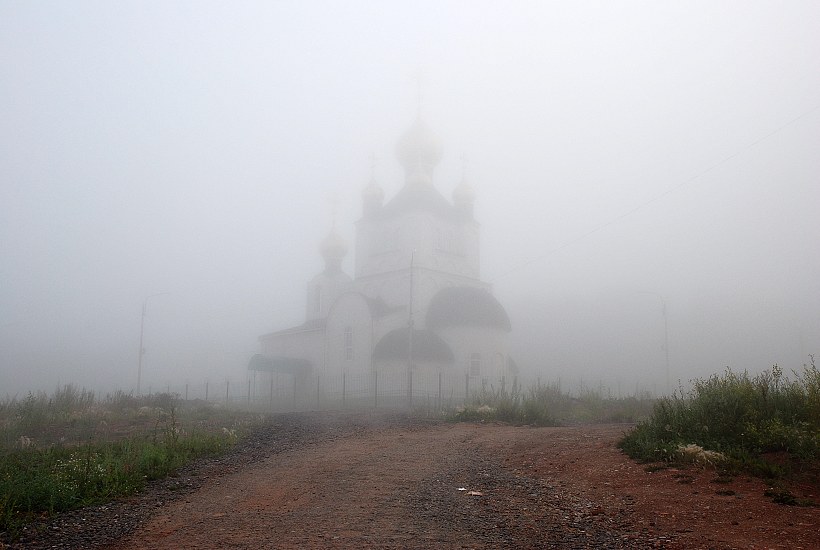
[137,292,169,395]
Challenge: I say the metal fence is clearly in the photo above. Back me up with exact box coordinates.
[149,371,525,413]
[145,371,661,414]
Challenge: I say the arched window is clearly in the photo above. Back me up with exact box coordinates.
[470,353,481,377]
[344,326,354,361]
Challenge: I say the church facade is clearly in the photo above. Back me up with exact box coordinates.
[251,117,514,394]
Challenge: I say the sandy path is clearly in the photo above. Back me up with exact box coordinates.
[108,420,818,549]
[114,423,490,548]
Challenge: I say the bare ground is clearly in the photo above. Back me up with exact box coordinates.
[9,412,819,549]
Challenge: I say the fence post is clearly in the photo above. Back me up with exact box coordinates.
[248,379,251,404]
[501,375,506,394]
[342,372,346,408]
[374,371,378,408]
[465,373,469,403]
[438,372,442,411]
[185,383,188,401]
[408,370,413,409]
[205,381,209,402]
[316,375,321,410]
[270,377,274,409]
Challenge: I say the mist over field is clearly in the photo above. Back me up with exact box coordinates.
[2,1,818,397]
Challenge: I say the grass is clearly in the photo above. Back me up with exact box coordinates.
[450,379,656,426]
[618,358,820,502]
[0,386,258,539]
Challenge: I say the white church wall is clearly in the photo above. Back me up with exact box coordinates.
[371,310,410,345]
[306,271,352,321]
[437,325,510,382]
[325,293,373,376]
[462,222,481,279]
[361,273,411,309]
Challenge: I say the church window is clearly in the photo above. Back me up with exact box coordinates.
[436,228,464,256]
[470,353,481,376]
[344,326,353,360]
[371,227,401,256]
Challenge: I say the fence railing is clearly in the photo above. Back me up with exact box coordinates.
[148,371,527,413]
[144,372,661,414]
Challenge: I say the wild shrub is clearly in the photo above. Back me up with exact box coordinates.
[0,386,255,539]
[619,359,820,474]
[0,429,233,537]
[450,380,653,426]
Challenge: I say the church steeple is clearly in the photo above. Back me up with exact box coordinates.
[320,228,347,273]
[362,153,384,217]
[395,117,442,187]
[308,221,352,321]
[320,195,348,273]
[453,155,475,219]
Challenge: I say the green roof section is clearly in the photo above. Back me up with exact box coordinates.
[247,354,312,375]
[373,328,455,363]
[426,286,511,332]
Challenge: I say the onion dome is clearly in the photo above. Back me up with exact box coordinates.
[362,177,384,217]
[452,181,475,204]
[362,179,384,203]
[395,117,442,185]
[426,286,511,332]
[373,328,455,363]
[319,229,348,272]
[453,179,475,206]
[452,178,475,219]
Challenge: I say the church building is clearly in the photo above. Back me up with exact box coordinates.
[250,117,514,395]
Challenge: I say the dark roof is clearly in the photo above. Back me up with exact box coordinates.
[325,292,398,319]
[373,328,455,363]
[379,184,458,220]
[247,354,312,374]
[364,295,397,317]
[426,286,511,332]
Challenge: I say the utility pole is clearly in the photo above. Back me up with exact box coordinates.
[407,251,415,407]
[662,298,670,394]
[137,292,169,395]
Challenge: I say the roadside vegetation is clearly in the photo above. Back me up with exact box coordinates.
[0,386,256,539]
[619,359,820,504]
[450,379,656,426]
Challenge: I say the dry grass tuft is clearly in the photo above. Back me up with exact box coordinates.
[677,443,725,467]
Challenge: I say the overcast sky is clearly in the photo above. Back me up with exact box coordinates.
[2,1,819,396]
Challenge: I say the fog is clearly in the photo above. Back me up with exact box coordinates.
[2,1,818,397]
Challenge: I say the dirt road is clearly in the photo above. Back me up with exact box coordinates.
[13,412,819,549]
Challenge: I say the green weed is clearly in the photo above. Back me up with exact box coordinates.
[0,387,256,539]
[450,380,655,426]
[619,358,820,483]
